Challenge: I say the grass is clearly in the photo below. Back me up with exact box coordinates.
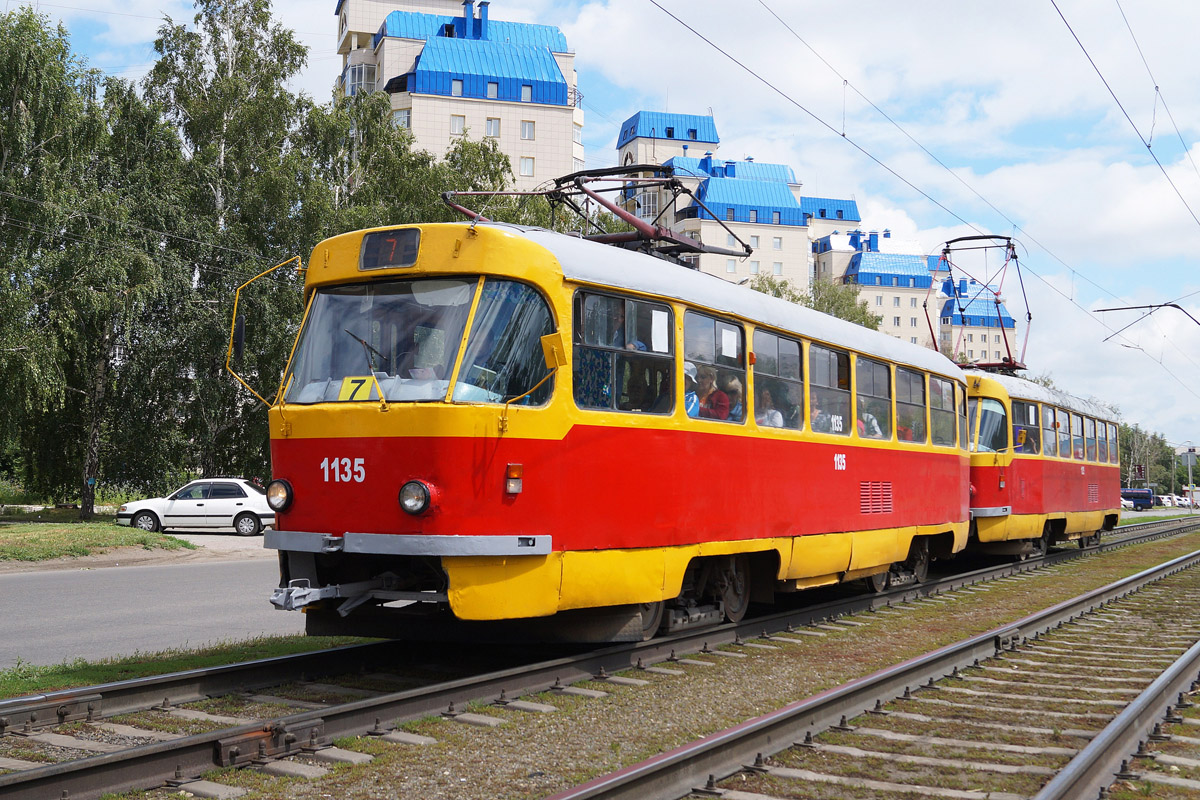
[0,506,117,523]
[1118,513,1197,526]
[0,635,366,700]
[0,521,192,562]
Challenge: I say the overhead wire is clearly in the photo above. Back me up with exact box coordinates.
[652,0,1200,398]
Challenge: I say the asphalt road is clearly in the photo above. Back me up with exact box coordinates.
[1,535,306,669]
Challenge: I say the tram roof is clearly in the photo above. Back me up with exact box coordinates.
[498,224,963,380]
[966,370,1115,421]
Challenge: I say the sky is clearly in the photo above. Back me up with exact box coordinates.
[10,0,1200,448]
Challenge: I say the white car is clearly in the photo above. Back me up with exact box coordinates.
[1121,498,1134,510]
[116,478,275,536]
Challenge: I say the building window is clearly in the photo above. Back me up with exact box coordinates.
[450,114,465,135]
[750,235,759,248]
[910,337,918,344]
[487,81,498,99]
[751,261,759,274]
[519,157,534,177]
[995,351,1001,360]
[772,211,781,224]
[994,334,1001,343]
[910,317,917,327]
[893,316,901,327]
[773,262,783,275]
[967,333,973,342]
[573,124,583,144]
[485,117,500,137]
[968,349,974,359]
[726,208,735,221]
[749,209,758,223]
[893,297,900,307]
[726,259,737,273]
[941,317,951,325]
[573,157,586,172]
[773,237,782,250]
[521,84,532,102]
[344,63,376,96]
[911,297,918,308]
[875,296,882,306]
[393,109,411,129]
[665,126,674,137]
[521,120,535,140]
[636,190,658,222]
[836,210,843,219]
[452,79,463,97]
[819,209,826,218]
[688,128,697,139]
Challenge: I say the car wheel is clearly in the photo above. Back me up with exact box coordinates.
[132,511,159,532]
[234,513,261,537]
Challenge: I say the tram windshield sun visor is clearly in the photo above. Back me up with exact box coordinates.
[283,277,555,405]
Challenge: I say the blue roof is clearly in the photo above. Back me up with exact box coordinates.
[845,252,934,289]
[692,177,804,226]
[411,36,567,104]
[375,10,569,52]
[617,112,719,149]
[939,281,1015,328]
[663,156,796,184]
[801,197,861,223]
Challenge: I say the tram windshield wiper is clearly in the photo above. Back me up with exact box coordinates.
[343,329,388,374]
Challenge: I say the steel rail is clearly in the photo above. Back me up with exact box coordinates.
[1033,639,1200,799]
[1,519,1196,799]
[543,547,1200,800]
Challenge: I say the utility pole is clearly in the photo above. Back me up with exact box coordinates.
[1189,447,1195,515]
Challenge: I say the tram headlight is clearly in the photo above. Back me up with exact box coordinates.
[266,479,293,512]
[399,480,432,515]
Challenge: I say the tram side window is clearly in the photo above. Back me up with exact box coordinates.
[1071,414,1085,459]
[810,344,850,434]
[752,329,803,429]
[958,384,968,450]
[855,357,891,438]
[1011,400,1040,455]
[930,376,956,446]
[895,368,927,443]
[573,293,673,413]
[684,311,745,422]
[970,397,1008,453]
[452,280,556,405]
[1058,410,1072,459]
[1042,406,1058,457]
[1098,421,1109,463]
[1109,422,1119,463]
[1085,417,1097,461]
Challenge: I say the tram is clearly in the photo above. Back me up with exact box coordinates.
[965,371,1121,556]
[239,221,974,641]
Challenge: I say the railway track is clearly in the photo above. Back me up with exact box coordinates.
[1,518,1197,800]
[549,546,1200,800]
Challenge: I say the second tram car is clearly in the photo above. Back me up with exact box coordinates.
[965,371,1120,556]
[255,222,974,641]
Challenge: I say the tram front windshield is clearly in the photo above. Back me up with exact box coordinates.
[283,277,555,405]
[968,397,1009,453]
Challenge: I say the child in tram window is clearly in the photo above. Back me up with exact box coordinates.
[722,375,744,421]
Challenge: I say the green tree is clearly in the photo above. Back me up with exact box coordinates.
[750,275,882,330]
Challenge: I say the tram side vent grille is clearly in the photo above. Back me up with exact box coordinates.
[860,481,893,514]
[1088,483,1099,503]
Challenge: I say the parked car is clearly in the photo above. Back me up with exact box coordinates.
[1121,498,1134,510]
[116,478,275,536]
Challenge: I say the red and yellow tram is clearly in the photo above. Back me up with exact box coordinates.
[965,371,1121,556]
[245,222,975,641]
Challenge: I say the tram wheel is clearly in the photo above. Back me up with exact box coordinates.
[720,554,752,623]
[904,538,930,584]
[638,601,664,641]
[866,569,891,593]
[1030,532,1049,558]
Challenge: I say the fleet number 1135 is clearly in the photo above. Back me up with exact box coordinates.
[321,457,365,483]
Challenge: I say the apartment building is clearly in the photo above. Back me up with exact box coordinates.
[615,111,861,289]
[335,0,585,190]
